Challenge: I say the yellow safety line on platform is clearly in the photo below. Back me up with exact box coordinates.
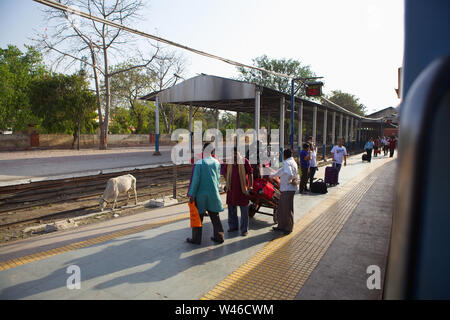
[0,214,189,271]
[202,158,394,300]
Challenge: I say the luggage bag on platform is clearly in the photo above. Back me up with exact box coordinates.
[362,154,369,162]
[325,165,339,186]
[253,178,280,201]
[311,179,328,194]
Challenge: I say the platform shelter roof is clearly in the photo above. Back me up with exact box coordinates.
[139,74,369,121]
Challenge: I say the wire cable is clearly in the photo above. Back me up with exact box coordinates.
[33,0,384,121]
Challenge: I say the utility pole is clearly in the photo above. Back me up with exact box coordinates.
[77,115,81,151]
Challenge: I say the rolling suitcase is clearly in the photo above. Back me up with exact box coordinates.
[325,165,338,186]
[362,154,369,162]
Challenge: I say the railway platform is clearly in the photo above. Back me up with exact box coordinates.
[0,152,396,300]
[0,146,173,185]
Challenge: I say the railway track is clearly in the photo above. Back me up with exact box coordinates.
[0,164,193,229]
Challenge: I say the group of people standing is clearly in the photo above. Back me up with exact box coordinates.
[298,137,347,193]
[186,143,255,245]
[185,135,354,245]
[186,136,327,245]
[364,136,397,162]
[185,134,396,245]
[185,141,302,245]
[268,136,346,235]
[298,137,318,194]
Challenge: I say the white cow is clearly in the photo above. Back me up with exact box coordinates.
[99,174,137,211]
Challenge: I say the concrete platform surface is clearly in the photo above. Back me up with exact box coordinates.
[0,146,172,183]
[0,152,396,299]
[296,160,395,299]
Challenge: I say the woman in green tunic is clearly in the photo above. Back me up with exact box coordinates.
[187,143,224,244]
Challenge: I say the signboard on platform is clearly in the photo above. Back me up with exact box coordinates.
[306,82,323,97]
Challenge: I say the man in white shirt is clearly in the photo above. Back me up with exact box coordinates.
[308,143,318,191]
[330,139,347,184]
[381,136,389,156]
[270,149,298,235]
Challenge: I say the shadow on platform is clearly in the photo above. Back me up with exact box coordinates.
[0,216,280,299]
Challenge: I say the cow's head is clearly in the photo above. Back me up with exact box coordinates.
[99,197,107,212]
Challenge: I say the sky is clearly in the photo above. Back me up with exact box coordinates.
[0,0,404,114]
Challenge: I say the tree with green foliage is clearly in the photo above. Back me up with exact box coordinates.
[0,45,47,132]
[108,50,188,135]
[109,106,132,134]
[148,49,187,134]
[38,0,158,149]
[129,101,155,134]
[109,61,155,133]
[236,55,317,137]
[237,55,317,97]
[220,112,236,132]
[322,90,367,116]
[29,71,97,148]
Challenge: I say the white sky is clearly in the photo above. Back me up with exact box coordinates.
[0,0,404,114]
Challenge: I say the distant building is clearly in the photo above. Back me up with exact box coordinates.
[366,106,398,120]
[367,107,399,137]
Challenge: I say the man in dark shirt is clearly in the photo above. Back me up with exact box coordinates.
[299,143,311,194]
[389,136,397,157]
